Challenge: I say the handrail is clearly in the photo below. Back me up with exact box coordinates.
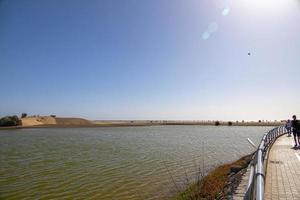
[244,126,287,200]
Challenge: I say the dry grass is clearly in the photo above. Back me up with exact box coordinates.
[173,154,252,200]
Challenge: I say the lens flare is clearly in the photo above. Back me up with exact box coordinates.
[202,32,210,40]
[222,7,230,16]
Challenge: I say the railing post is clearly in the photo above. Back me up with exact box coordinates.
[256,152,264,199]
[256,136,266,200]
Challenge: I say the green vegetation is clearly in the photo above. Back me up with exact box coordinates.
[174,154,252,200]
[0,115,22,127]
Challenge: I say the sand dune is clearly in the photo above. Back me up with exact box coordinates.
[21,117,56,126]
[18,117,284,128]
[21,117,94,127]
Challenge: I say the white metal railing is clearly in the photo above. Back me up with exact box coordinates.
[244,126,287,200]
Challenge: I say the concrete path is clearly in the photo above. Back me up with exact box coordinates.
[265,135,300,200]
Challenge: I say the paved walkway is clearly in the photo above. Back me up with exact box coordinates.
[265,135,300,200]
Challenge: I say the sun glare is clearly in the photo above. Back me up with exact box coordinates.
[238,0,294,16]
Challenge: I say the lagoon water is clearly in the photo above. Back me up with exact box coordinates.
[0,126,272,200]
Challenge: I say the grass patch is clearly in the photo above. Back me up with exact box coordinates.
[173,154,252,200]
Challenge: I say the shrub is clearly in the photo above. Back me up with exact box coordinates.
[21,113,27,118]
[0,115,22,127]
[228,121,233,126]
[215,121,220,126]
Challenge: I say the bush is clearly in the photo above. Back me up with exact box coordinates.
[0,115,22,127]
[215,121,220,126]
[228,121,233,126]
[21,113,27,118]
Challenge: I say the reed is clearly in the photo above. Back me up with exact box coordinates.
[172,154,252,200]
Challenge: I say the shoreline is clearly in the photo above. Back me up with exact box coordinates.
[0,121,282,130]
[173,153,253,200]
[0,116,284,130]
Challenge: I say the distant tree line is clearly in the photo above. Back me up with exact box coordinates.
[214,121,233,126]
[0,115,22,127]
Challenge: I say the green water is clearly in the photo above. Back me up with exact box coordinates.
[0,126,271,199]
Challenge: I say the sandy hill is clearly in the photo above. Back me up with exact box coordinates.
[21,116,56,126]
[21,116,94,127]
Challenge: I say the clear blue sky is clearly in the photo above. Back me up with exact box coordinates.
[0,0,299,120]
